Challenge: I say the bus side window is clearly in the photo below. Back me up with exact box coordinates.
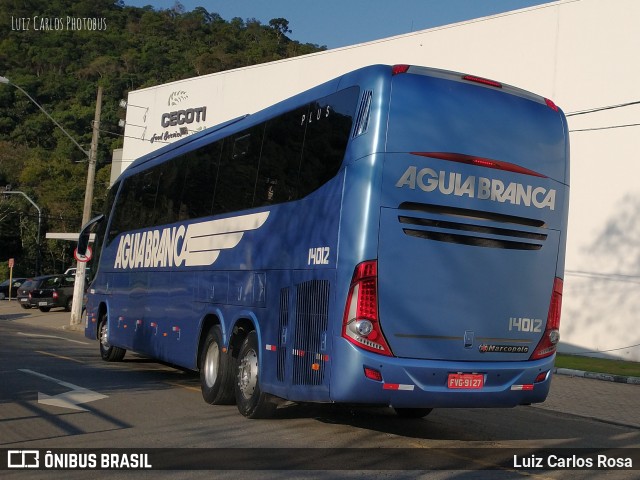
[299,87,359,198]
[108,177,138,244]
[258,105,307,205]
[213,124,264,214]
[155,160,185,225]
[135,169,162,227]
[179,140,221,220]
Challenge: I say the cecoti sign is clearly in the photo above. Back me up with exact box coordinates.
[160,106,207,128]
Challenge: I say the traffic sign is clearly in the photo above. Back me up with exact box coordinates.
[74,246,92,263]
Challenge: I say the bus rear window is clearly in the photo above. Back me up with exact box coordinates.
[387,73,567,182]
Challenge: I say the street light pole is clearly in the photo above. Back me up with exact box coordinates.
[0,76,90,158]
[4,190,42,275]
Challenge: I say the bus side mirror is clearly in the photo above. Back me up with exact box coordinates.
[76,214,104,262]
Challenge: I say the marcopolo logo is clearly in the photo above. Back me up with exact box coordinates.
[479,344,530,354]
[114,212,269,270]
[396,166,556,210]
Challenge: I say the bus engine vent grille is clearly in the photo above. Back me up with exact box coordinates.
[277,287,289,382]
[398,211,547,251]
[353,90,373,138]
[292,280,330,386]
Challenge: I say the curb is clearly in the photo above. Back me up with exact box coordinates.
[554,367,640,385]
[62,323,84,332]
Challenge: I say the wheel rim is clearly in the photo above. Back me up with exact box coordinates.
[238,348,258,400]
[204,341,220,388]
[100,322,110,350]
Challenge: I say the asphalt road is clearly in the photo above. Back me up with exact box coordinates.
[1,301,638,479]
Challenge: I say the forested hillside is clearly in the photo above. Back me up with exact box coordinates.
[0,0,324,276]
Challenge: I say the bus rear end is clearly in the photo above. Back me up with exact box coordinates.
[334,65,569,412]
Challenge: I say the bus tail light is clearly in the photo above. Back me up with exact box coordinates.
[392,64,410,75]
[411,152,547,178]
[462,74,502,89]
[530,278,563,360]
[545,98,559,111]
[342,261,393,356]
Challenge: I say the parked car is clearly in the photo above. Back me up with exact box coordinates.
[28,274,78,312]
[0,278,27,300]
[16,276,57,309]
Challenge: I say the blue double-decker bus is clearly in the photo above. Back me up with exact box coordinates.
[78,64,569,418]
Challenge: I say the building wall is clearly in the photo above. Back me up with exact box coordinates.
[121,0,640,361]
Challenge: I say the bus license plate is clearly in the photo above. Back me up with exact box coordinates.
[448,373,484,389]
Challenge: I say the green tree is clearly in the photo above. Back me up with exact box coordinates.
[0,0,325,275]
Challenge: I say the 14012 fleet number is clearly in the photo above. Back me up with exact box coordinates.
[509,317,543,333]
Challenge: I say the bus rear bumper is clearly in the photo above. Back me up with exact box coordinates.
[330,340,555,408]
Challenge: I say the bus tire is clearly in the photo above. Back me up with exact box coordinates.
[200,325,235,405]
[99,315,126,362]
[393,407,433,418]
[235,331,277,419]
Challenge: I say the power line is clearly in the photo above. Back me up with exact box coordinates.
[98,127,172,145]
[566,99,640,132]
[569,342,640,355]
[569,123,640,133]
[565,270,640,284]
[566,100,640,117]
[0,208,79,223]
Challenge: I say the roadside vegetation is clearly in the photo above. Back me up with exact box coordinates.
[555,353,640,378]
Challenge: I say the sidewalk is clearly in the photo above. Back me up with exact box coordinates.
[0,299,83,332]
[554,366,640,385]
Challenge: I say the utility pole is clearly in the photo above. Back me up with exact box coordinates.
[70,85,102,327]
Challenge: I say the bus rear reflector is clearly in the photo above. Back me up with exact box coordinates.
[530,277,563,360]
[535,371,550,383]
[462,74,502,88]
[364,367,383,381]
[411,152,547,178]
[342,261,392,356]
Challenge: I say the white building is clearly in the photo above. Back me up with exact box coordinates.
[119,0,640,361]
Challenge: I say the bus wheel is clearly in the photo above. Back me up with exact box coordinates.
[200,325,235,405]
[393,407,433,418]
[235,331,277,419]
[99,315,126,362]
